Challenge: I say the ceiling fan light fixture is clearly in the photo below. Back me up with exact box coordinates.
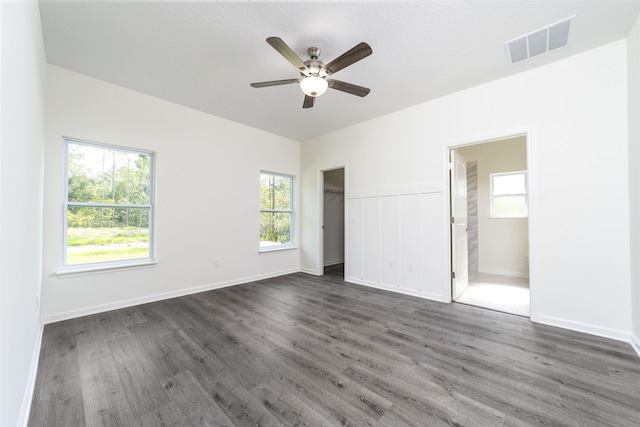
[300,76,328,97]
[252,37,372,108]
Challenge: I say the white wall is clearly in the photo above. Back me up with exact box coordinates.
[323,168,344,266]
[628,15,640,354]
[301,40,631,340]
[457,137,529,278]
[42,66,300,321]
[0,1,46,425]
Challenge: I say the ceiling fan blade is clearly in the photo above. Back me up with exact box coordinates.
[266,37,310,75]
[327,79,370,97]
[303,95,315,109]
[320,42,372,76]
[250,79,300,88]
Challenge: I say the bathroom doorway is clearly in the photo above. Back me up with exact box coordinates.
[450,135,530,316]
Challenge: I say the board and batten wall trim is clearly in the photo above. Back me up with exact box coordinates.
[344,182,449,302]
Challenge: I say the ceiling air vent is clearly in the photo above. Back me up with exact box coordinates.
[505,16,574,64]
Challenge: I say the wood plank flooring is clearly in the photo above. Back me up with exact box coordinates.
[29,270,640,426]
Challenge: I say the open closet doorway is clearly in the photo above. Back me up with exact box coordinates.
[450,135,530,317]
[322,168,345,278]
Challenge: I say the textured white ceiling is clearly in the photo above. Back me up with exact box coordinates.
[39,0,640,141]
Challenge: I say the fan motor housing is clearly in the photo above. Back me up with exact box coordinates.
[305,47,325,76]
[307,47,321,59]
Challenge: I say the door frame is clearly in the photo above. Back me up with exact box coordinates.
[442,130,537,321]
[317,164,347,275]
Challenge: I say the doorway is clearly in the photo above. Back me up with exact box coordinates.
[322,168,345,277]
[450,135,530,317]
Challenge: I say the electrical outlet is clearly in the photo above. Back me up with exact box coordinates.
[388,261,394,269]
[407,262,413,272]
[214,258,221,268]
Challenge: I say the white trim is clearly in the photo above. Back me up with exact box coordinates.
[346,181,441,199]
[443,129,535,315]
[324,259,344,267]
[318,169,325,274]
[300,267,322,276]
[345,276,450,303]
[259,171,295,250]
[442,146,453,302]
[526,129,538,321]
[631,333,640,358]
[488,217,528,221]
[317,163,348,276]
[535,314,631,342]
[57,260,157,277]
[42,268,300,324]
[62,137,156,268]
[258,244,297,253]
[17,322,44,427]
[477,267,529,279]
[489,170,528,218]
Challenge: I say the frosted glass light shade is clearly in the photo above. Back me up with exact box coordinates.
[299,76,328,97]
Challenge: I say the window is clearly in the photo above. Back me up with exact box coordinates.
[490,171,528,218]
[260,172,294,250]
[63,138,155,269]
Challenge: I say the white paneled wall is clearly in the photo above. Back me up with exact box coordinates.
[302,41,630,340]
[362,197,380,282]
[346,185,446,301]
[379,196,397,285]
[347,197,363,279]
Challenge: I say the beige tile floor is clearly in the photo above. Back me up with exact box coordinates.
[455,272,530,317]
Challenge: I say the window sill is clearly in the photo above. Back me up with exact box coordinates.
[259,245,298,254]
[56,260,157,278]
[489,216,528,220]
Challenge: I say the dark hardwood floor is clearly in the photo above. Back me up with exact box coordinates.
[324,263,344,277]
[29,271,640,426]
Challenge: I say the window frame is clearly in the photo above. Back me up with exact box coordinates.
[259,171,295,252]
[490,170,528,219]
[61,137,156,272]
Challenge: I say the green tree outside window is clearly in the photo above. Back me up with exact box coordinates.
[260,172,293,248]
[64,139,154,266]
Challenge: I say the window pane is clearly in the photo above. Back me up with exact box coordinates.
[260,173,291,210]
[68,143,151,205]
[260,212,291,246]
[493,173,526,196]
[493,195,527,217]
[66,207,150,265]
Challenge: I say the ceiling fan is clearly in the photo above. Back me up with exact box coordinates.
[250,37,372,109]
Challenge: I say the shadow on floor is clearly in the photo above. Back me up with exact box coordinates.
[323,263,344,278]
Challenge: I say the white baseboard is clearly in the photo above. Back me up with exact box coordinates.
[323,259,344,267]
[478,268,529,279]
[536,314,631,342]
[631,333,640,358]
[344,276,449,303]
[18,322,44,427]
[42,268,300,324]
[300,267,322,276]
